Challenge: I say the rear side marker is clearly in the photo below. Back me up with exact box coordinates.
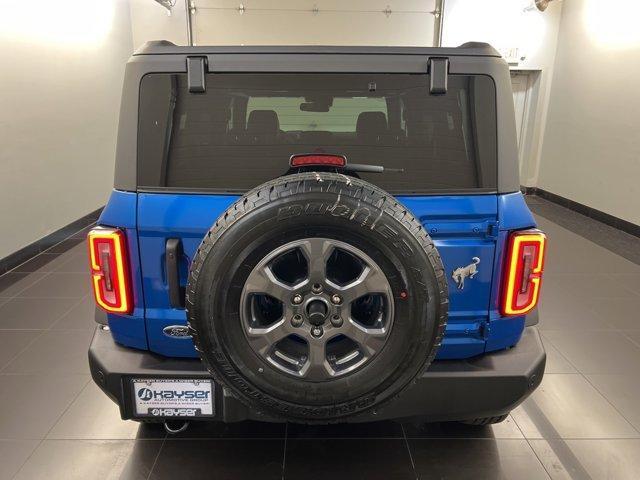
[88,228,132,314]
[501,229,546,316]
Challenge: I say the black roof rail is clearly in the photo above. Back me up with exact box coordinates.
[133,41,501,57]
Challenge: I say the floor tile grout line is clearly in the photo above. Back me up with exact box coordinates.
[603,273,640,298]
[0,296,89,373]
[9,375,92,480]
[509,369,640,442]
[0,330,47,374]
[542,329,640,378]
[2,224,93,277]
[147,435,168,480]
[400,423,418,480]
[581,374,640,437]
[3,249,75,278]
[41,377,93,441]
[8,253,63,275]
[0,271,55,302]
[619,330,640,350]
[6,438,170,479]
[539,332,581,373]
[548,368,640,439]
[1,245,88,278]
[281,422,288,480]
[510,383,614,480]
[508,414,527,440]
[47,295,89,331]
[523,436,554,480]
[11,438,46,480]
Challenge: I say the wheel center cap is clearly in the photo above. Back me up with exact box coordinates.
[306,299,328,326]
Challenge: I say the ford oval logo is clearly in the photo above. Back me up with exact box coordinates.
[163,325,192,338]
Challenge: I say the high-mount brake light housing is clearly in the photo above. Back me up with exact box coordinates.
[290,153,347,168]
[501,229,546,316]
[87,228,132,314]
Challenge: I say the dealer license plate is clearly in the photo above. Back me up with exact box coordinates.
[131,378,214,418]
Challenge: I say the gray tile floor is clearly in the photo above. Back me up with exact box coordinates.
[0,196,639,479]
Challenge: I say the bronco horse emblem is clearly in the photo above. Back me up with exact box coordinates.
[452,257,480,290]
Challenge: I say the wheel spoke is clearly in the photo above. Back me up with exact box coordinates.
[300,338,332,381]
[340,319,388,357]
[299,238,334,285]
[337,266,389,304]
[245,319,292,356]
[244,266,294,302]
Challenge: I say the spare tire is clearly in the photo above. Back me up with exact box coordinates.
[186,172,448,422]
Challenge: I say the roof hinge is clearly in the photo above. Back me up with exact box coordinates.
[187,56,207,93]
[429,57,449,95]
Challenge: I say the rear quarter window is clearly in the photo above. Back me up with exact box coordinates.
[137,73,497,194]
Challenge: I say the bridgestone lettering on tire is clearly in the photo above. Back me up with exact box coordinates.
[186,172,448,422]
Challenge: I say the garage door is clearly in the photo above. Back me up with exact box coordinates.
[189,0,439,46]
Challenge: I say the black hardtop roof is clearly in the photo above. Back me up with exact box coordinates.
[134,40,500,57]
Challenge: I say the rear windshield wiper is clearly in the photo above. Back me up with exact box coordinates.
[345,163,404,174]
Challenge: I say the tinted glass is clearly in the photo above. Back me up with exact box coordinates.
[138,73,497,194]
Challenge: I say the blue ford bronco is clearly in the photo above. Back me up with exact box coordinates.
[88,41,547,429]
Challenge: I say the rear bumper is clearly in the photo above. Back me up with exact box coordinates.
[89,325,545,423]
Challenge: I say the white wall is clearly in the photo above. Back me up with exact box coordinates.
[537,0,640,226]
[129,0,187,49]
[442,0,563,187]
[0,0,134,259]
[443,0,559,69]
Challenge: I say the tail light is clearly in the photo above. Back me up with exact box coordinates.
[87,227,132,314]
[501,229,546,316]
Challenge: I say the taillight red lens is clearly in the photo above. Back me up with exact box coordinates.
[87,228,132,314]
[290,154,347,168]
[501,229,546,316]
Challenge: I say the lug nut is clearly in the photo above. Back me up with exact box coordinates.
[292,294,303,305]
[311,326,323,338]
[330,315,343,327]
[331,294,342,305]
[312,283,323,293]
[291,314,303,327]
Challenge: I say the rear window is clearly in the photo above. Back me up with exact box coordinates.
[138,73,497,194]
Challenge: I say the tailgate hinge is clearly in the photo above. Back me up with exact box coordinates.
[486,221,500,240]
[480,321,491,340]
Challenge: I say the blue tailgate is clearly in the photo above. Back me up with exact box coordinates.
[136,192,504,359]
